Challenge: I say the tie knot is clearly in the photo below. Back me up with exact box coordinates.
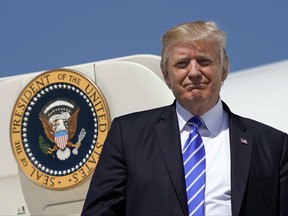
[187,116,203,129]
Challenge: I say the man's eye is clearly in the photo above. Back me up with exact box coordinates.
[198,59,211,66]
[175,61,189,68]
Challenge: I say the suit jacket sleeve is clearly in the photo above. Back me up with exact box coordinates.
[81,117,126,216]
[280,133,288,216]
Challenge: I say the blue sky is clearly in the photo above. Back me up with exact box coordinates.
[0,1,287,78]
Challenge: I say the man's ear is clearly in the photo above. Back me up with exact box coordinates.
[221,61,229,81]
[163,71,171,88]
[221,69,228,81]
[221,49,230,82]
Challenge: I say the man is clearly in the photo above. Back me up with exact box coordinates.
[81,21,288,216]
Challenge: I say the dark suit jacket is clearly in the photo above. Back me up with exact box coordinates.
[81,101,288,216]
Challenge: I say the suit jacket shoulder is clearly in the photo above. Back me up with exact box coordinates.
[112,104,176,133]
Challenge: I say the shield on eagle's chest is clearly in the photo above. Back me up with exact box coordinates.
[54,131,68,150]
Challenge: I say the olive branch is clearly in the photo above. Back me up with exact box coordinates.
[38,135,51,155]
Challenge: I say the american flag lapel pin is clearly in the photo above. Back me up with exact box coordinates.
[240,138,248,145]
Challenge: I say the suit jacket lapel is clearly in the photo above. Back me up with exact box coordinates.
[224,103,254,216]
[154,105,188,216]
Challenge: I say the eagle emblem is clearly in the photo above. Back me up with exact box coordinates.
[39,99,86,161]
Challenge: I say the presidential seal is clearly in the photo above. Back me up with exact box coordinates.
[10,69,110,190]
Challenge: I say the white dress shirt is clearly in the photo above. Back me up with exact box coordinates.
[176,99,232,216]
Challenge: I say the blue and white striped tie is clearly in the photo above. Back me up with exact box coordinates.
[182,117,206,216]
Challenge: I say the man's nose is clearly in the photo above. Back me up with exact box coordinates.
[187,59,201,78]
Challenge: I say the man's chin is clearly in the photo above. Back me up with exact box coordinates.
[189,89,205,98]
[181,92,205,103]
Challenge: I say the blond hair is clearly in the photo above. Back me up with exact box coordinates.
[160,21,229,73]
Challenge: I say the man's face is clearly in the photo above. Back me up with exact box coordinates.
[164,40,227,115]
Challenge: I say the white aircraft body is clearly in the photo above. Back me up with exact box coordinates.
[0,54,287,215]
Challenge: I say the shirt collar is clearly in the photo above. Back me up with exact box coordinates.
[176,99,225,136]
